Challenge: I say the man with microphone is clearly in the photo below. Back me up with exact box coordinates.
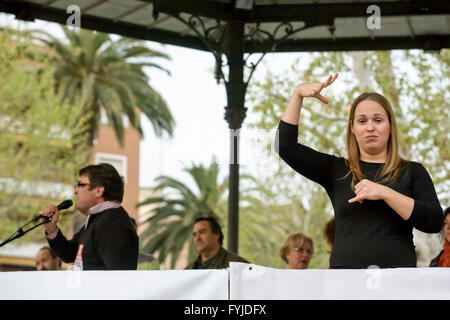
[39,163,138,270]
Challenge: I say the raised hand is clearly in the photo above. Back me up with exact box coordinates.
[282,73,338,124]
[295,73,338,104]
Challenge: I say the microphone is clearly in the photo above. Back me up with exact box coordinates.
[36,199,73,222]
[56,199,73,211]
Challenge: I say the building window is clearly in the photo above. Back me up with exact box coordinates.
[99,107,129,128]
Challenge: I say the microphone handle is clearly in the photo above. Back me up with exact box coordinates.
[35,200,73,222]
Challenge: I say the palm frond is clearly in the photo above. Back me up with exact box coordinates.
[138,160,227,267]
[45,25,174,146]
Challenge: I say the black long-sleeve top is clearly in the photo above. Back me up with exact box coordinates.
[48,206,139,270]
[276,120,443,268]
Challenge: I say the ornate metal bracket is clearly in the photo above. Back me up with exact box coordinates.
[170,15,228,84]
[150,8,334,130]
[153,11,332,87]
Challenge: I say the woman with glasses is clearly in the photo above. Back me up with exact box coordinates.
[280,233,314,269]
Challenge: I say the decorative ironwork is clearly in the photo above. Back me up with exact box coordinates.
[150,8,334,130]
[159,12,332,86]
[245,21,309,51]
[169,14,228,82]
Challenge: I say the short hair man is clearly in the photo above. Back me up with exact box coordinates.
[35,246,61,271]
[185,216,249,269]
[39,163,138,270]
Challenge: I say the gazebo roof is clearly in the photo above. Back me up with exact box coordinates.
[1,0,449,52]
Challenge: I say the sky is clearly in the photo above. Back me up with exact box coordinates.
[138,44,229,188]
[0,13,301,191]
[139,44,303,190]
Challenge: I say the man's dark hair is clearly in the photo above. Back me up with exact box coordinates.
[79,163,124,202]
[39,246,62,267]
[194,216,224,246]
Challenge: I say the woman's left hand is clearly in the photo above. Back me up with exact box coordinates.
[348,179,387,204]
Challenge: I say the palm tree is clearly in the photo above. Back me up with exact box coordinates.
[44,26,174,146]
[137,161,228,268]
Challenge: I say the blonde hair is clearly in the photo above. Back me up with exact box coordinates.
[280,233,314,263]
[345,92,405,188]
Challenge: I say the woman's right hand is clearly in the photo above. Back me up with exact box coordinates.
[281,73,338,124]
[294,73,338,104]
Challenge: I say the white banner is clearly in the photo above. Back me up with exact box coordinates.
[229,262,450,300]
[2,264,450,300]
[0,269,228,300]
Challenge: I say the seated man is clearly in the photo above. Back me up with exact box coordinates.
[185,216,249,269]
[35,246,62,271]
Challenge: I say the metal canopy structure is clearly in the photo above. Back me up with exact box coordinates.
[1,0,450,254]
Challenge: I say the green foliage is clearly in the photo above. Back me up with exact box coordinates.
[0,30,90,243]
[42,26,175,146]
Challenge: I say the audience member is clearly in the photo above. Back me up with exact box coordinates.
[430,206,450,267]
[280,233,314,269]
[35,246,61,271]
